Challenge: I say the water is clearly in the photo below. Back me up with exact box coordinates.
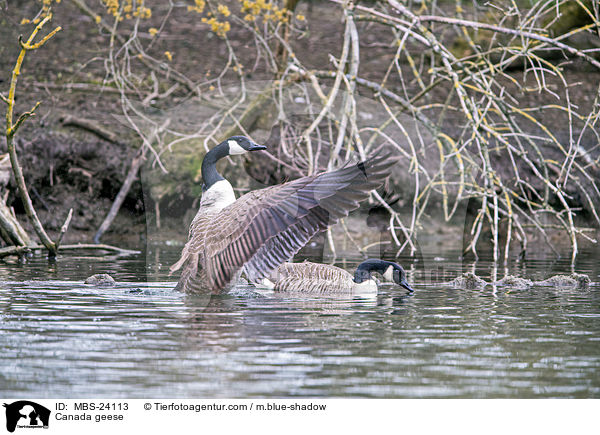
[1,246,599,398]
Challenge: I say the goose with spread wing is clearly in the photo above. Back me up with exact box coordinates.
[170,136,395,294]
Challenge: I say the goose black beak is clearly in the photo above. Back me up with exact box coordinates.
[248,142,267,152]
[400,279,414,293]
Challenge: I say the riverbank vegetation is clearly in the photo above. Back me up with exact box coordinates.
[1,0,598,263]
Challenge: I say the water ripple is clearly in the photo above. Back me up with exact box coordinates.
[0,248,599,398]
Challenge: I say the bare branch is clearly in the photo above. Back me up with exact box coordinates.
[10,101,41,137]
[55,208,73,249]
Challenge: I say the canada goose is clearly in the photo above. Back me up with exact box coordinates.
[262,259,414,294]
[170,136,395,294]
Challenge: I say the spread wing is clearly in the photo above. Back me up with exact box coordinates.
[170,208,214,292]
[200,152,395,291]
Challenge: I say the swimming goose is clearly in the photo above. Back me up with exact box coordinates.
[170,136,395,294]
[262,259,414,294]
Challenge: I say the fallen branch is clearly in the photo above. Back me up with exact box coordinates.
[0,245,32,258]
[0,203,31,246]
[60,115,122,145]
[0,243,140,259]
[58,243,140,255]
[93,148,145,244]
[30,81,137,95]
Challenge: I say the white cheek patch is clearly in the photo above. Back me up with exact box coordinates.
[383,265,394,282]
[228,140,247,155]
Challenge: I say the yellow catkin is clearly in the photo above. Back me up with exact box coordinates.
[217,5,231,17]
[239,0,288,23]
[188,0,206,13]
[202,16,230,37]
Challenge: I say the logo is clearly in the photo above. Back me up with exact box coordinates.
[3,401,50,433]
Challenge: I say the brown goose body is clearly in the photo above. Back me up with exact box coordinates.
[267,262,367,294]
[265,259,414,295]
[170,137,395,294]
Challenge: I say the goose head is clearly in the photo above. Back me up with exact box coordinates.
[384,263,414,292]
[354,259,414,292]
[202,136,267,190]
[225,136,267,155]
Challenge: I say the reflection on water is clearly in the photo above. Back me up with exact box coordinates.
[0,246,599,398]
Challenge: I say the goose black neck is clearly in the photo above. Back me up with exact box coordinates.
[201,141,230,189]
[353,259,394,283]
